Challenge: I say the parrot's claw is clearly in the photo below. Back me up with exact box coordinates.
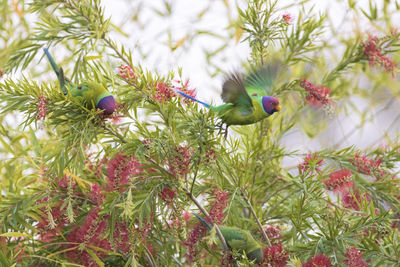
[216,122,229,140]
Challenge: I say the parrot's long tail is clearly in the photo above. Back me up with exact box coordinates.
[172,88,211,108]
[43,48,60,73]
[193,213,212,230]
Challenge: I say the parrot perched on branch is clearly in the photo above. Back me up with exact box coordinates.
[194,213,263,264]
[43,48,116,115]
[173,65,281,135]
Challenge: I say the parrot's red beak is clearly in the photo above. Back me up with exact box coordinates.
[276,105,281,112]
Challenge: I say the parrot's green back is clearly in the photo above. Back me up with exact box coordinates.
[219,226,263,263]
[212,97,268,125]
[43,48,116,115]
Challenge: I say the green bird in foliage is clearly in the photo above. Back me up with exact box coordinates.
[173,64,281,134]
[194,214,263,263]
[43,48,116,115]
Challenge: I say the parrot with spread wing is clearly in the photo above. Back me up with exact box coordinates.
[194,213,263,263]
[173,64,281,135]
[43,48,116,115]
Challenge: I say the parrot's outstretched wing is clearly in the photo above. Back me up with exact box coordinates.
[221,72,253,116]
[244,63,281,97]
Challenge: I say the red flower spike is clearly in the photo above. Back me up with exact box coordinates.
[263,224,282,243]
[362,35,396,75]
[36,93,48,120]
[262,243,289,267]
[351,153,386,179]
[344,247,367,267]
[106,153,142,192]
[118,65,136,83]
[168,145,193,178]
[342,189,370,211]
[303,254,332,267]
[209,187,229,224]
[323,169,353,192]
[172,79,197,104]
[299,153,324,176]
[299,79,332,107]
[152,82,176,103]
[183,223,208,263]
[282,13,293,24]
[160,187,177,205]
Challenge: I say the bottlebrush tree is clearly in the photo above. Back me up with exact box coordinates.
[0,0,400,266]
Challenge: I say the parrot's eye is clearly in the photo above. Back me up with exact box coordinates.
[78,86,82,90]
[271,102,276,106]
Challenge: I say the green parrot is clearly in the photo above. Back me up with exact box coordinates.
[43,48,116,115]
[194,214,263,263]
[173,65,281,134]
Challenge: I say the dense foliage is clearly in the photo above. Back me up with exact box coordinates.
[0,0,400,266]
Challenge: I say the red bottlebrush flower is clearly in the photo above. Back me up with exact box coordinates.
[36,198,69,242]
[0,68,3,78]
[183,223,208,263]
[303,254,332,267]
[183,211,192,222]
[351,153,384,178]
[323,169,353,192]
[106,153,142,192]
[299,79,331,107]
[172,79,197,104]
[168,145,193,178]
[362,35,396,75]
[208,187,229,224]
[205,148,216,164]
[152,81,176,103]
[299,153,324,175]
[118,65,136,83]
[90,183,105,205]
[113,221,133,254]
[282,13,293,24]
[66,208,111,266]
[36,93,48,120]
[342,189,370,211]
[344,247,367,267]
[160,186,176,205]
[263,224,282,243]
[262,243,288,267]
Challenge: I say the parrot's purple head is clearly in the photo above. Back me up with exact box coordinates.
[97,95,116,115]
[262,96,280,115]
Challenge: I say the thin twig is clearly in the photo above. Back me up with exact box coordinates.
[241,190,271,246]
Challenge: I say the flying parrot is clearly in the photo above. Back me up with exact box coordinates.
[173,65,281,134]
[43,48,116,115]
[194,214,263,264]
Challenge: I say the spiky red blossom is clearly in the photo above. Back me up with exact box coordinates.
[205,148,216,164]
[344,247,367,267]
[299,153,324,175]
[299,79,331,107]
[168,145,193,178]
[90,183,105,205]
[36,93,48,120]
[182,223,208,263]
[0,68,3,78]
[183,211,192,222]
[282,13,293,24]
[172,79,197,104]
[208,187,229,224]
[118,64,136,83]
[66,207,111,266]
[323,169,353,192]
[160,186,177,205]
[113,221,133,254]
[263,224,282,243]
[342,189,370,211]
[351,153,385,178]
[262,243,288,267]
[36,198,68,242]
[302,254,332,267]
[106,153,142,192]
[362,35,396,75]
[152,81,176,103]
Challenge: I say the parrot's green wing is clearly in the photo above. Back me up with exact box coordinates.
[244,63,281,97]
[221,72,253,116]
